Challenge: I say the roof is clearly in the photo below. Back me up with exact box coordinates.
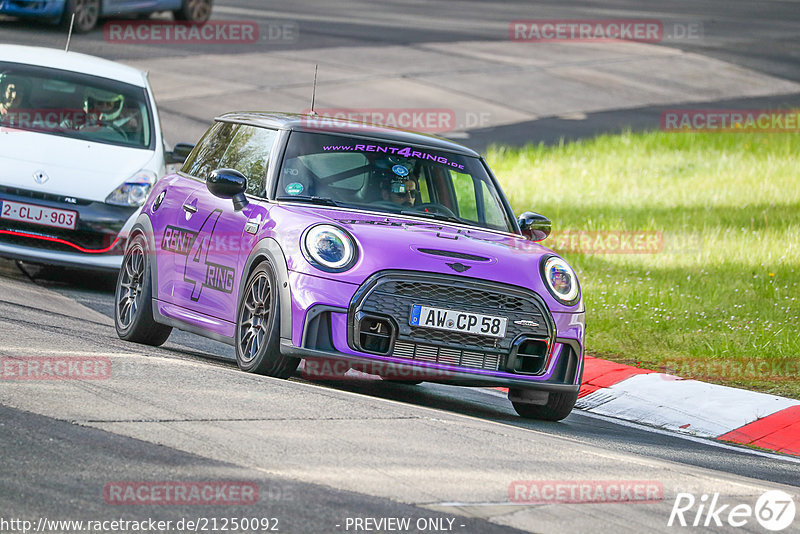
[0,45,147,87]
[215,112,481,157]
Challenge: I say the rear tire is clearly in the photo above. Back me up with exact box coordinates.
[61,0,101,33]
[512,391,578,421]
[235,262,299,378]
[115,233,172,346]
[173,0,212,22]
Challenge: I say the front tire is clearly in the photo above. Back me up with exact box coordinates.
[61,0,101,33]
[115,233,172,345]
[173,0,212,22]
[235,262,299,378]
[512,390,578,421]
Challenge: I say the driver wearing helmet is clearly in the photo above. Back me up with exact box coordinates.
[62,87,140,136]
[84,87,125,125]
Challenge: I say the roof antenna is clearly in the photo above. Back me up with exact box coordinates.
[308,64,318,116]
[65,13,75,52]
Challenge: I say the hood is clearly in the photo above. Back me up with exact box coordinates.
[0,129,157,202]
[270,204,582,313]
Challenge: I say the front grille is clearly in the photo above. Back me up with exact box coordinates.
[0,187,133,253]
[0,185,91,206]
[393,340,500,371]
[350,271,554,374]
[0,224,120,253]
[385,280,531,313]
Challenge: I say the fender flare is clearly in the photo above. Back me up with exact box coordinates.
[238,237,293,341]
[127,213,161,320]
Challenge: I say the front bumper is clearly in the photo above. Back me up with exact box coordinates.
[0,241,123,271]
[283,270,584,389]
[282,340,582,392]
[0,186,136,271]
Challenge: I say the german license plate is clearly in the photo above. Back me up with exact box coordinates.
[409,304,507,338]
[0,200,77,230]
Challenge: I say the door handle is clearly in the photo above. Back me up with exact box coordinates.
[182,203,198,213]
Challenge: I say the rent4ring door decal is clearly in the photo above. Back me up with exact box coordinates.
[160,209,237,301]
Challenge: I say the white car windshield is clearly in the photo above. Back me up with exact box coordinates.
[276,131,515,233]
[0,61,153,149]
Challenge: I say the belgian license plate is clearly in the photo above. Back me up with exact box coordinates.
[0,200,77,230]
[410,304,507,338]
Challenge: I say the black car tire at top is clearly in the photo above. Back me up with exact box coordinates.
[512,390,579,421]
[173,0,213,22]
[235,261,299,378]
[61,0,101,33]
[115,233,172,346]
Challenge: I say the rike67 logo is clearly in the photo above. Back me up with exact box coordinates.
[668,490,796,531]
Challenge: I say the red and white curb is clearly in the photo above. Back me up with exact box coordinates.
[575,357,800,456]
[301,357,800,456]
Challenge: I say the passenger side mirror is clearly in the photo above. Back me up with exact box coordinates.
[166,143,195,164]
[207,168,249,211]
[518,211,551,241]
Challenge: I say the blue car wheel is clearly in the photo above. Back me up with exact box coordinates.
[61,0,101,33]
[173,0,212,22]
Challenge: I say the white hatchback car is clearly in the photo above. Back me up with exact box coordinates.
[0,45,191,271]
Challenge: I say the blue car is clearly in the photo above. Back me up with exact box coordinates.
[1,0,212,33]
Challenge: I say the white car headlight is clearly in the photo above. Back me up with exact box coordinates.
[105,170,157,207]
[541,255,580,305]
[302,224,358,272]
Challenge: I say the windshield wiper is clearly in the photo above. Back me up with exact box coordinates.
[277,196,340,207]
[401,210,462,225]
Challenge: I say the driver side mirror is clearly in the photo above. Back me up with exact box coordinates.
[207,168,249,211]
[518,211,551,241]
[166,143,194,164]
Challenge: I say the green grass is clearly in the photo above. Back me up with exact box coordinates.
[486,131,800,398]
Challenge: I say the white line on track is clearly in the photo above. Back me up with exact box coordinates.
[480,388,800,464]
[7,342,795,464]
[0,349,139,356]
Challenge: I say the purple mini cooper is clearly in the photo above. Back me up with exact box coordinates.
[114,112,585,420]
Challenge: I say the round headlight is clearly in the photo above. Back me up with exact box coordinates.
[303,225,357,272]
[541,256,580,305]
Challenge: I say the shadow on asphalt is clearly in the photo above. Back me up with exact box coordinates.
[15,262,118,292]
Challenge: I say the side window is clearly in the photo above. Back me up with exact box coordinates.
[450,170,478,220]
[217,126,278,197]
[181,121,238,181]
[480,181,508,228]
[417,168,431,204]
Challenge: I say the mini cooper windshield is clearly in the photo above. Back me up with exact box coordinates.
[276,131,515,233]
[0,62,153,149]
